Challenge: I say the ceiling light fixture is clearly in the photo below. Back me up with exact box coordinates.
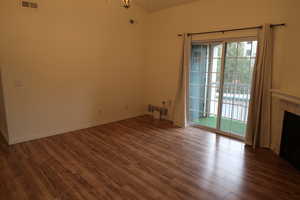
[122,0,130,9]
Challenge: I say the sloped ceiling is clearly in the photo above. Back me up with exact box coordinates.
[134,0,199,12]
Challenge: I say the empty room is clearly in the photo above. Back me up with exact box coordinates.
[1,0,300,199]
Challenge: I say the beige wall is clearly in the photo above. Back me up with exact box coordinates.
[0,0,147,144]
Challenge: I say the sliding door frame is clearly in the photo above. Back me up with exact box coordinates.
[216,41,226,130]
[188,36,257,142]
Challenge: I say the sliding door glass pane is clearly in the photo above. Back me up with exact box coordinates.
[189,43,223,129]
[220,41,257,136]
[189,44,208,124]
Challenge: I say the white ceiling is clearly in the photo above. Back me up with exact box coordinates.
[134,0,199,12]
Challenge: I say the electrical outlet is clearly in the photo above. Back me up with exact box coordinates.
[14,80,24,88]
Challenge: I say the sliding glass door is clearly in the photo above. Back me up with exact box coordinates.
[188,39,257,139]
[189,43,223,129]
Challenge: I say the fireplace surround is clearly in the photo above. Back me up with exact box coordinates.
[270,89,300,154]
[280,111,300,170]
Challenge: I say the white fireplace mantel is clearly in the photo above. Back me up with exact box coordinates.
[270,89,300,105]
[270,89,300,154]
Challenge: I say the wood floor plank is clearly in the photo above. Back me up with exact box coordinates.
[0,115,300,200]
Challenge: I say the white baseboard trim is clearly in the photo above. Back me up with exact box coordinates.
[10,113,144,145]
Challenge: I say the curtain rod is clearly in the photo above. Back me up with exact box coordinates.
[177,23,286,37]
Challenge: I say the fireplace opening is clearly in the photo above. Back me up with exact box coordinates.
[280,111,300,170]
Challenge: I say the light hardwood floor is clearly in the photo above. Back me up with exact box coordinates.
[0,115,300,200]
